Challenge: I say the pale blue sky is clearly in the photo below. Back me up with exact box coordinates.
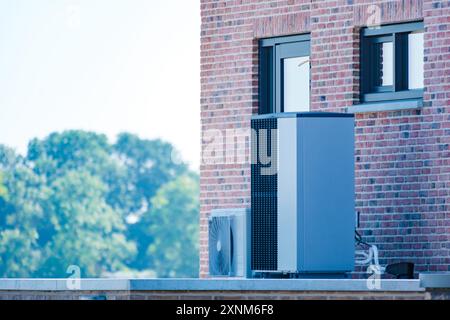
[0,0,200,169]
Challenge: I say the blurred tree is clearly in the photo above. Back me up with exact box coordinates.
[0,228,41,277]
[0,145,20,169]
[39,170,136,277]
[0,149,47,277]
[112,133,187,211]
[0,171,7,200]
[0,130,199,278]
[144,173,199,277]
[113,133,189,270]
[26,131,113,178]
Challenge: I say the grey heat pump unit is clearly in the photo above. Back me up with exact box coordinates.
[208,208,250,277]
[251,112,355,276]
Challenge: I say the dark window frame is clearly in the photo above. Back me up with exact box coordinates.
[259,34,310,114]
[360,21,424,103]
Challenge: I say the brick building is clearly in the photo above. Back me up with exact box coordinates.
[200,0,449,278]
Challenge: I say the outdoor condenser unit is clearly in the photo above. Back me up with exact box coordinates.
[208,208,251,277]
[251,112,355,275]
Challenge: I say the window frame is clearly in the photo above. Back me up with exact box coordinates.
[259,34,311,114]
[360,21,424,104]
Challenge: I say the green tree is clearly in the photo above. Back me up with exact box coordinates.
[113,133,188,270]
[27,131,113,178]
[144,173,199,277]
[0,145,20,169]
[112,133,187,212]
[0,130,199,278]
[0,162,42,278]
[38,170,136,277]
[0,136,135,277]
[0,171,7,200]
[0,228,40,277]
[0,149,47,277]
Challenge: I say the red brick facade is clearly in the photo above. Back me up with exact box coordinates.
[200,0,450,278]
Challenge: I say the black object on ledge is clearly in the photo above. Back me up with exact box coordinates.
[385,262,415,279]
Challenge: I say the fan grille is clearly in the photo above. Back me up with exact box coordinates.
[208,216,231,276]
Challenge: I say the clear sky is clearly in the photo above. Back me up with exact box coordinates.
[0,0,200,169]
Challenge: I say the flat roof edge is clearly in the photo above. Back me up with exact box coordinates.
[0,278,424,292]
[420,273,450,289]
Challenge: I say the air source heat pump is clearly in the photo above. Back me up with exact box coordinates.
[208,208,250,277]
[251,112,355,275]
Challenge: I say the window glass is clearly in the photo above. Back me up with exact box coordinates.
[408,31,424,89]
[283,56,310,112]
[376,42,393,87]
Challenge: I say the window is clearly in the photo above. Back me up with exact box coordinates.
[259,34,310,114]
[360,22,424,103]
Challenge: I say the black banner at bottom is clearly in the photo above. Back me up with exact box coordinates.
[1,300,447,319]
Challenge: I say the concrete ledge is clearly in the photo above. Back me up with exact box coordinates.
[0,278,423,292]
[0,279,130,291]
[420,273,450,288]
[5,277,450,300]
[130,278,423,292]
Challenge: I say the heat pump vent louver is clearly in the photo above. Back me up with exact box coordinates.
[208,216,232,276]
[251,117,278,271]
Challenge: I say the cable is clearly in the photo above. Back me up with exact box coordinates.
[355,230,371,247]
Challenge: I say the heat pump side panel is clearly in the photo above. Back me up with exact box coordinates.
[297,117,355,272]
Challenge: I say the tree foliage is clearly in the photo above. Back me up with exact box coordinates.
[0,171,7,200]
[0,131,199,278]
[145,174,199,277]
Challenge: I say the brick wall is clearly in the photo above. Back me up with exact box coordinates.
[200,0,450,278]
